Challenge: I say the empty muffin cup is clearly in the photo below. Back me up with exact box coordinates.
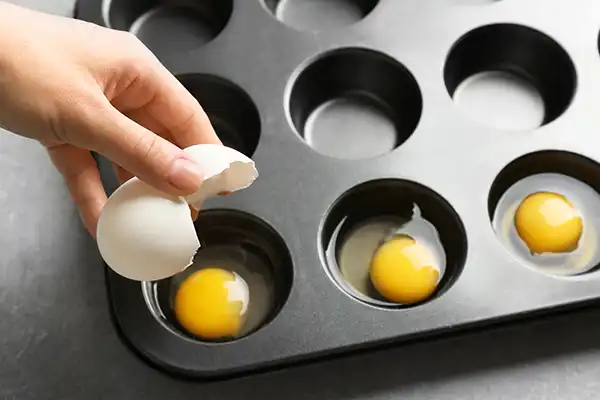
[178,74,261,158]
[288,48,422,160]
[444,24,576,131]
[105,0,233,55]
[321,179,467,308]
[262,0,379,32]
[142,210,293,343]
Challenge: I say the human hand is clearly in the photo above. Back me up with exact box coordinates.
[0,2,221,236]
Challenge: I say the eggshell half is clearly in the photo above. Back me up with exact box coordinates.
[96,177,200,281]
[183,144,259,210]
[96,145,259,282]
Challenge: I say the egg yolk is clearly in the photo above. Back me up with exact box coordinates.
[369,235,440,304]
[514,192,583,254]
[174,268,248,340]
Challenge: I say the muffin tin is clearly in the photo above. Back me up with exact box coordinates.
[75,0,600,379]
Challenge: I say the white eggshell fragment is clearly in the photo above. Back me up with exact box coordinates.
[183,144,259,210]
[96,177,200,282]
[227,271,250,317]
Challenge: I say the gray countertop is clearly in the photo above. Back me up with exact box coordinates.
[3,1,600,399]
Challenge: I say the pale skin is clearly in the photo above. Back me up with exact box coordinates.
[0,1,220,236]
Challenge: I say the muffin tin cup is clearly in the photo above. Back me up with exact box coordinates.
[321,179,467,308]
[444,23,577,131]
[103,0,233,54]
[288,47,423,160]
[262,0,380,33]
[142,210,293,344]
[79,0,600,380]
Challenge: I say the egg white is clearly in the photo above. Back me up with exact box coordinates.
[493,173,600,277]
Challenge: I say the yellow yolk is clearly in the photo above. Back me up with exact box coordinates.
[174,268,248,340]
[514,192,583,254]
[369,235,440,304]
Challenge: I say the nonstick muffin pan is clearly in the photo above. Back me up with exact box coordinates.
[75,0,600,379]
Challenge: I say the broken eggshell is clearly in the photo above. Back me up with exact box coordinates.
[95,178,200,281]
[183,144,258,210]
[95,145,259,282]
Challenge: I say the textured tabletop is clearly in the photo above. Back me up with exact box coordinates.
[2,0,600,399]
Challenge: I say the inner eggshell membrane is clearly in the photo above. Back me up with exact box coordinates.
[183,144,259,210]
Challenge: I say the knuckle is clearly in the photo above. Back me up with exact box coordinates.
[132,133,162,168]
[142,134,160,161]
[124,33,152,58]
[117,30,141,46]
[113,32,151,63]
[118,52,155,79]
[47,111,68,144]
[52,92,102,146]
[174,109,199,133]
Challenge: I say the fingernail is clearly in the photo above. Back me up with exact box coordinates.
[167,156,204,192]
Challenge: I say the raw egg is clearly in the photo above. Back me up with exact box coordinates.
[514,191,582,254]
[332,204,445,305]
[145,244,278,341]
[493,173,600,276]
[370,235,440,304]
[174,268,249,340]
[96,144,258,282]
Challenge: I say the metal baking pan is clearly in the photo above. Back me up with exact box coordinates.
[75,0,600,380]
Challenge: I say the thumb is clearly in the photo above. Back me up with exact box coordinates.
[74,100,204,196]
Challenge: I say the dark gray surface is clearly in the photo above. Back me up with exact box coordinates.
[3,0,600,398]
